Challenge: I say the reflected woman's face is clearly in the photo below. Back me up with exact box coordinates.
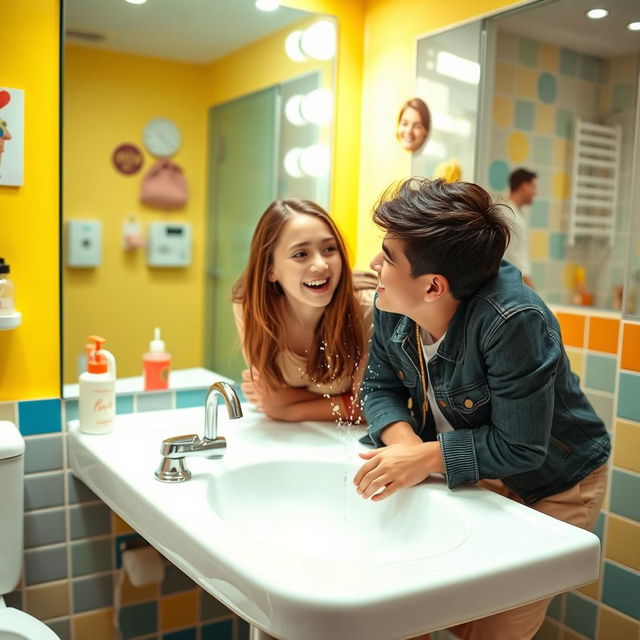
[396,107,428,152]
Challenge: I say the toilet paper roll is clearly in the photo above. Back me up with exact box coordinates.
[121,546,165,587]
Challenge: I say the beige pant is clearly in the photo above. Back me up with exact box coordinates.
[421,463,609,640]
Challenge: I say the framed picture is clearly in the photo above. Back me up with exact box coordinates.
[0,87,24,187]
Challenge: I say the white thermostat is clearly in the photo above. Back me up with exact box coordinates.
[66,219,102,268]
[147,222,191,267]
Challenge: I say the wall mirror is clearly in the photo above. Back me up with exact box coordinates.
[62,0,337,393]
[413,0,640,315]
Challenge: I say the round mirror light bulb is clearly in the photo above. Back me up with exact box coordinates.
[300,20,336,61]
[585,8,609,19]
[255,0,279,11]
[300,89,333,125]
[627,21,640,31]
[285,95,306,126]
[284,148,305,178]
[285,30,308,62]
[299,144,330,178]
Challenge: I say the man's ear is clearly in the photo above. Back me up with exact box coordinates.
[423,274,450,301]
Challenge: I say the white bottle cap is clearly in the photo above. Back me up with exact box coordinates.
[150,327,165,352]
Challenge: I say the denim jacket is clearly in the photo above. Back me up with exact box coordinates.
[361,262,610,504]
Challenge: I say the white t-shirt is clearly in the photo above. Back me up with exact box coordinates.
[420,329,453,434]
[503,201,532,278]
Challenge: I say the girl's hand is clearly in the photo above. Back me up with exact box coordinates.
[240,369,264,412]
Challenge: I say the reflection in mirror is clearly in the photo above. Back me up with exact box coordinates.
[62,0,337,391]
[414,0,639,312]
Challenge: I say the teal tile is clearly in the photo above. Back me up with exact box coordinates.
[555,109,572,139]
[612,83,635,111]
[25,545,68,585]
[200,591,232,621]
[24,509,66,548]
[118,601,157,639]
[18,398,61,435]
[531,262,547,288]
[564,592,597,638]
[617,372,640,421]
[579,55,599,82]
[70,503,111,539]
[547,593,565,621]
[602,562,640,619]
[164,629,196,640]
[549,233,566,260]
[537,72,557,104]
[202,619,233,640]
[176,388,207,409]
[594,511,605,543]
[532,137,552,164]
[161,563,195,595]
[238,620,250,640]
[116,394,134,414]
[65,400,78,424]
[73,574,113,613]
[515,100,535,130]
[489,159,509,190]
[530,200,550,228]
[585,392,613,431]
[559,49,578,76]
[71,538,113,576]
[609,469,640,521]
[137,392,173,412]
[584,354,616,392]
[519,37,538,67]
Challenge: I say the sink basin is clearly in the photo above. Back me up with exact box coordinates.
[68,405,601,640]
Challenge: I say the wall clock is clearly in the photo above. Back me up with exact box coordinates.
[143,117,181,158]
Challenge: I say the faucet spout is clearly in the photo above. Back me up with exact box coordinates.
[204,381,242,441]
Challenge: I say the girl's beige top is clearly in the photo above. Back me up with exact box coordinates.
[233,287,375,395]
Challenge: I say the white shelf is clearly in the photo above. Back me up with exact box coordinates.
[0,311,22,330]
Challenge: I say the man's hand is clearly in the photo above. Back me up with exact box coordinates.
[353,441,443,501]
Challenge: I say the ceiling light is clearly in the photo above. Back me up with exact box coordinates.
[627,21,640,31]
[256,0,279,11]
[125,0,147,4]
[585,9,609,19]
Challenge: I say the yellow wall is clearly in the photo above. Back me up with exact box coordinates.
[0,1,59,401]
[355,0,522,268]
[63,45,208,381]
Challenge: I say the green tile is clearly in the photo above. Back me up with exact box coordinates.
[565,592,597,638]
[579,55,599,82]
[547,593,565,621]
[530,200,550,228]
[202,619,233,640]
[609,469,640,521]
[200,590,232,621]
[585,391,613,431]
[555,109,572,139]
[176,388,207,409]
[532,137,552,164]
[549,233,566,260]
[71,538,113,577]
[617,372,640,421]
[137,392,173,412]
[489,159,509,190]
[537,72,557,104]
[602,562,640,619]
[584,354,616,393]
[116,395,134,414]
[519,37,538,67]
[612,84,635,111]
[560,49,578,76]
[119,601,157,638]
[515,100,535,130]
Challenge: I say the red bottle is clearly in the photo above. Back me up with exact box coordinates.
[143,327,171,391]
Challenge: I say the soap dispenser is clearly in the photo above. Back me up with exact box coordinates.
[143,327,171,391]
[79,336,116,434]
[0,257,15,315]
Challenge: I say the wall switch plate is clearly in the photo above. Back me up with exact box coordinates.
[66,219,102,267]
[147,222,191,267]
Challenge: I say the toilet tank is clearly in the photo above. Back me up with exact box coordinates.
[0,421,26,594]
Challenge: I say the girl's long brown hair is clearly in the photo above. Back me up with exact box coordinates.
[232,199,366,390]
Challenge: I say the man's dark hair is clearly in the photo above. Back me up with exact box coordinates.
[509,168,537,192]
[373,178,512,300]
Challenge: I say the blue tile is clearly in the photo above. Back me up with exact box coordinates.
[72,574,114,613]
[69,503,111,539]
[200,591,232,620]
[64,400,78,425]
[116,394,134,414]
[584,354,617,393]
[579,55,599,82]
[24,472,65,510]
[25,545,68,585]
[515,100,535,130]
[537,72,557,104]
[564,592,597,638]
[609,469,640,521]
[18,398,61,435]
[161,563,195,595]
[176,388,207,409]
[602,562,640,619]
[237,619,250,640]
[24,509,66,548]
[546,593,565,622]
[489,160,509,191]
[202,619,233,640]
[549,233,566,260]
[67,472,99,504]
[530,201,550,228]
[163,629,196,640]
[24,435,63,473]
[137,392,173,412]
[71,538,113,576]
[593,511,605,544]
[119,601,158,639]
[617,372,640,421]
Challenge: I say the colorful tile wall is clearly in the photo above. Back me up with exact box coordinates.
[487,31,639,310]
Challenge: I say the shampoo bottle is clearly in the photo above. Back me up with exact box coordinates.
[143,327,171,391]
[79,335,116,434]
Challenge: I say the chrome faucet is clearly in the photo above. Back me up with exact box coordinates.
[155,381,243,483]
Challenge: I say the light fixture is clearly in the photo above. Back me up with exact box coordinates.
[299,144,330,178]
[284,148,305,178]
[300,20,336,61]
[627,21,640,31]
[284,95,306,126]
[125,0,147,4]
[585,8,609,19]
[285,30,308,62]
[300,89,333,125]
[255,0,279,11]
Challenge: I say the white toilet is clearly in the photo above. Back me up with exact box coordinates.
[0,421,61,639]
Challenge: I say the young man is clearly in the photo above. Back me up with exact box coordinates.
[504,168,537,288]
[354,178,610,640]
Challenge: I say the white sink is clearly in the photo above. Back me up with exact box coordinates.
[68,406,601,640]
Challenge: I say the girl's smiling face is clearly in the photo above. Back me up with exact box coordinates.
[396,106,428,152]
[269,213,343,310]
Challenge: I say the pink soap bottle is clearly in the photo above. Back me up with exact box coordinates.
[143,327,171,391]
